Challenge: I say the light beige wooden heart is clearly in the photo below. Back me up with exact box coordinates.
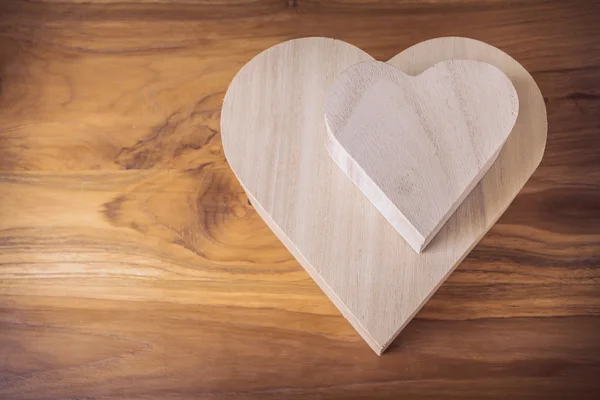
[325,60,519,253]
[221,37,546,355]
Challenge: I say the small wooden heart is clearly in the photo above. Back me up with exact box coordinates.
[325,60,519,253]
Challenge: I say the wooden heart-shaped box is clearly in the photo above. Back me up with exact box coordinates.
[221,37,547,355]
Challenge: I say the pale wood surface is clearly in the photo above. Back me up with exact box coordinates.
[221,37,546,354]
[325,59,519,252]
[1,0,599,398]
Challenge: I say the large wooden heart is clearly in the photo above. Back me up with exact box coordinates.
[221,37,546,355]
[325,60,519,253]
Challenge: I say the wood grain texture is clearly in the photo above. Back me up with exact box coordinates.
[221,36,545,354]
[325,59,519,252]
[0,0,599,398]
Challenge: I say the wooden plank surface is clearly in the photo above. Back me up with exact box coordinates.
[0,0,599,398]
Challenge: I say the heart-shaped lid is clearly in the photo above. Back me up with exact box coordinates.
[325,60,519,253]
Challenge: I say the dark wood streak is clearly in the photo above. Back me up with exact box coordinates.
[0,0,599,399]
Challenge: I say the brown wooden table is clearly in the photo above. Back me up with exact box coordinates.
[1,1,599,399]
